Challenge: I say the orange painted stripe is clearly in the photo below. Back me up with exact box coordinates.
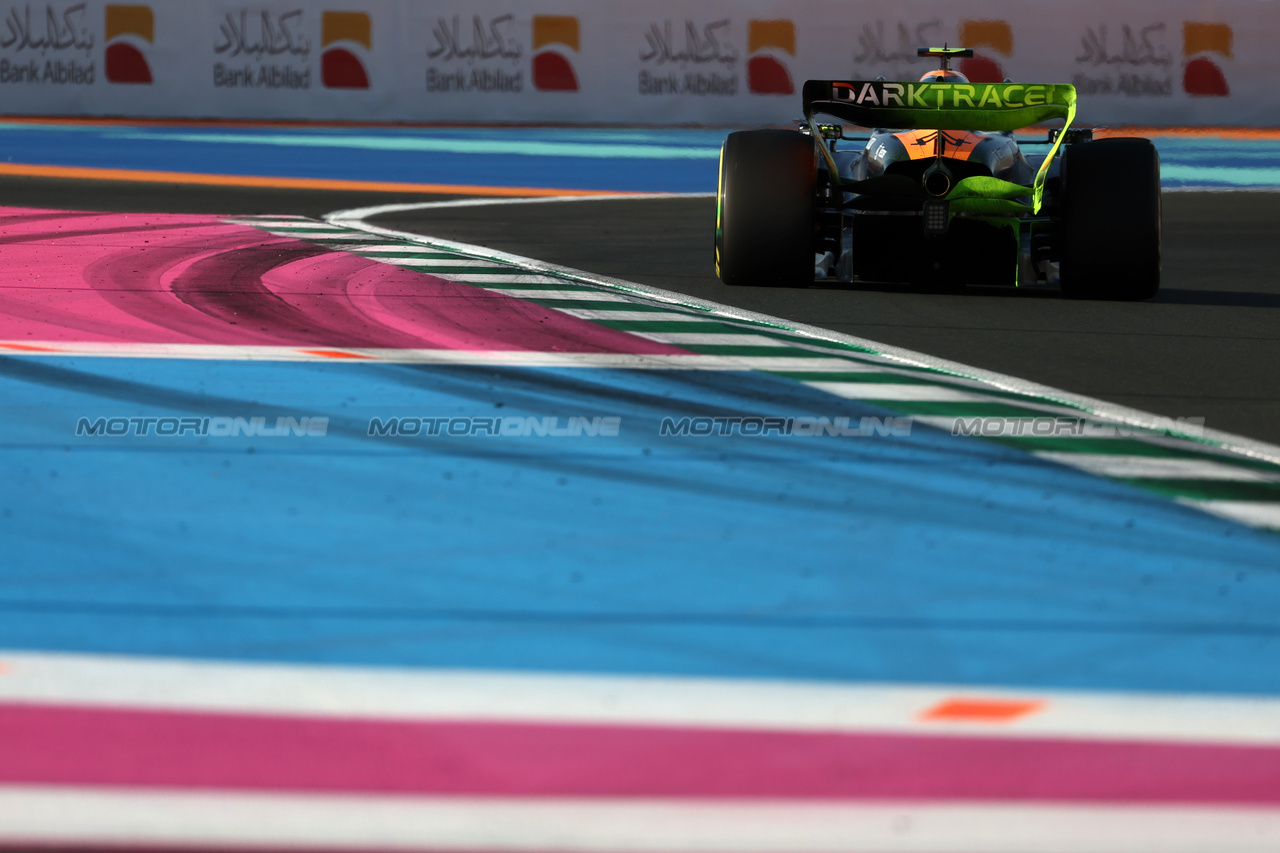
[0,162,641,197]
[893,130,938,160]
[920,698,1045,722]
[297,349,376,359]
[892,130,986,161]
[0,116,683,132]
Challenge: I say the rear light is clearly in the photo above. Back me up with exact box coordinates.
[922,199,949,235]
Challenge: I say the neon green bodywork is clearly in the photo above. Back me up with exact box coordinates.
[947,176,1035,215]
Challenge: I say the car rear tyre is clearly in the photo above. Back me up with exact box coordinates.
[716,129,816,287]
[1060,137,1161,301]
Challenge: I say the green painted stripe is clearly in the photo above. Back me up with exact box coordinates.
[857,400,1062,418]
[529,300,695,312]
[984,437,1280,472]
[1122,479,1280,502]
[681,345,856,358]
[812,380,1076,410]
[754,333,878,353]
[478,281,595,291]
[796,371,944,385]
[801,373,1048,400]
[813,377,1080,409]
[398,265,519,275]
[599,320,757,333]
[767,362,984,380]
[772,367,989,383]
[377,252,479,259]
[981,435,1233,459]
[259,225,345,231]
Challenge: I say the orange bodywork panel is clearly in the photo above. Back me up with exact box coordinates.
[892,130,987,161]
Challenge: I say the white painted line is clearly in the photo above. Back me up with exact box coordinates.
[262,230,383,240]
[480,287,620,299]
[2,787,1278,852]
[807,382,1003,403]
[4,650,1280,746]
[343,351,815,370]
[558,309,712,322]
[1037,453,1280,481]
[374,257,504,268]
[227,227,361,240]
[1183,500,1280,530]
[629,332,791,347]
[327,242,427,253]
[712,356,889,370]
[448,274,576,284]
[254,223,346,231]
[322,200,1280,469]
[224,217,316,226]
[910,418,1280,468]
[345,245,465,254]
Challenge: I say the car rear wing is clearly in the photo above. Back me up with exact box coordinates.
[803,80,1074,132]
[802,80,1077,211]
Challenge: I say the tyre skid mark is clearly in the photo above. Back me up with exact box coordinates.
[0,207,688,356]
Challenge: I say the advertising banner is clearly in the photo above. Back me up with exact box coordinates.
[0,0,1273,127]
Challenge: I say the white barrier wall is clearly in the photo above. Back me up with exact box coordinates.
[0,0,1275,126]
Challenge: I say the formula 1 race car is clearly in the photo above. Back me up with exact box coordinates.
[715,47,1161,300]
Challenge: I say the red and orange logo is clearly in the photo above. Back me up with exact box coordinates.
[532,16,578,91]
[322,11,370,89]
[105,5,152,84]
[958,20,1012,83]
[1183,22,1230,96]
[747,19,793,95]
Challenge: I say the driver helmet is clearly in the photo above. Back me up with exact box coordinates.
[919,69,970,83]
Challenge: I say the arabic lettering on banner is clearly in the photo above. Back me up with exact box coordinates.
[638,19,738,97]
[1072,23,1173,97]
[425,14,523,94]
[0,3,95,85]
[849,19,942,81]
[213,8,311,90]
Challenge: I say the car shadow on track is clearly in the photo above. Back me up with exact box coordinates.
[809,282,1280,307]
[806,280,1064,299]
[1150,289,1280,308]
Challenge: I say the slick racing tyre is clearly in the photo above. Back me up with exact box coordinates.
[1059,137,1162,301]
[716,129,816,287]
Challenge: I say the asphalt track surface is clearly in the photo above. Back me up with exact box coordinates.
[4,175,1278,447]
[372,192,1280,448]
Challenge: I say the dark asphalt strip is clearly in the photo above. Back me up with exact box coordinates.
[0,175,1273,446]
[370,193,1280,447]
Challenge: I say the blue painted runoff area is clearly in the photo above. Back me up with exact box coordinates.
[0,122,1277,192]
[3,355,1279,694]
